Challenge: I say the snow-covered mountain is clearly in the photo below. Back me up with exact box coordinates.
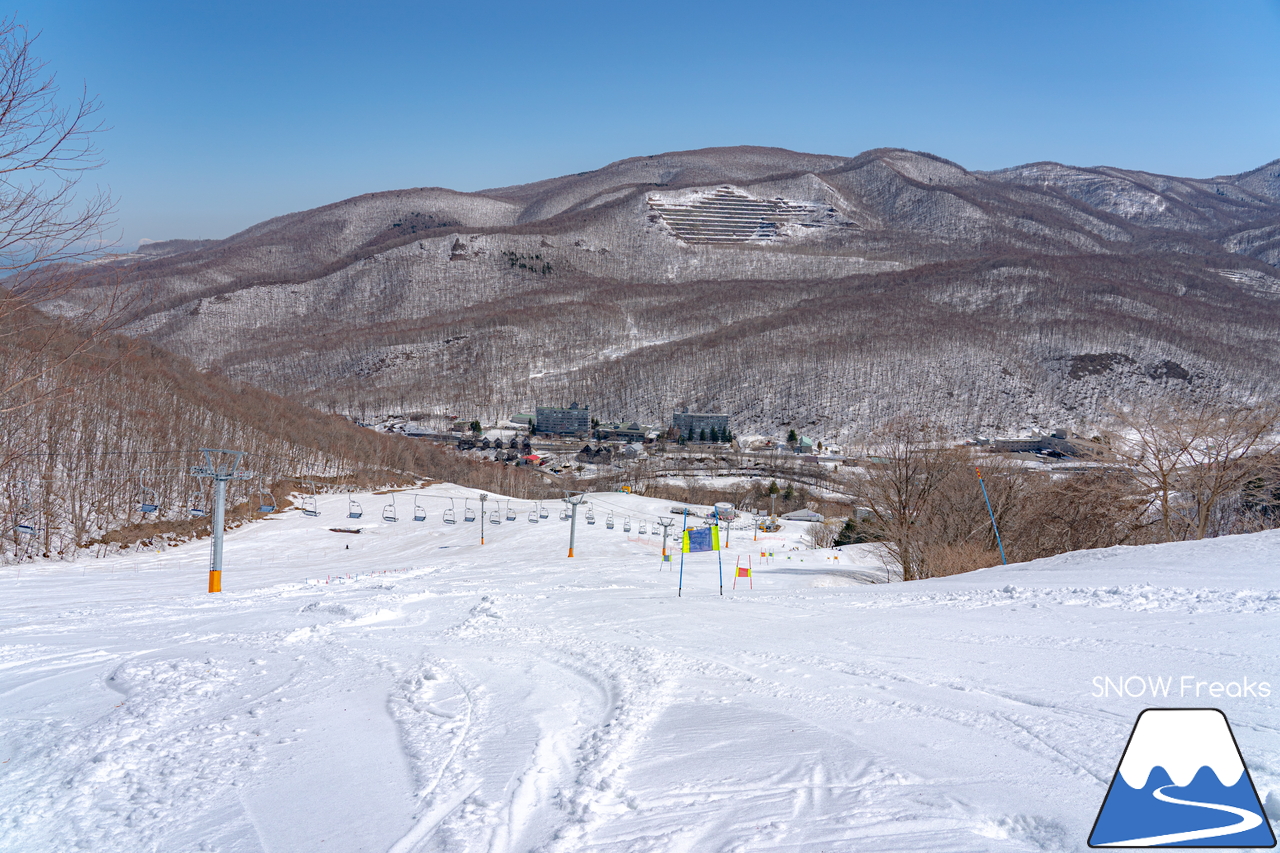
[55,146,1280,438]
[1,486,1277,850]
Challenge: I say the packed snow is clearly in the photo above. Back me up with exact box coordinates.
[1,484,1277,852]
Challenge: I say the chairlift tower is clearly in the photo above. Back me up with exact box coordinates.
[191,449,252,593]
[657,518,675,562]
[564,492,586,557]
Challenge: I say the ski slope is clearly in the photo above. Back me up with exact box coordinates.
[1,484,1277,852]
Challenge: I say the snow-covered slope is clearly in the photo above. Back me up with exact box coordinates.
[1,486,1276,851]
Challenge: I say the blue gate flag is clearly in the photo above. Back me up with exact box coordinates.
[681,526,720,553]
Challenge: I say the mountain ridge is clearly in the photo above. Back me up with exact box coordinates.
[51,145,1280,440]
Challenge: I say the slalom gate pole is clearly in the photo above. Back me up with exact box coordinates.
[976,467,1008,565]
[717,529,723,596]
[677,508,687,597]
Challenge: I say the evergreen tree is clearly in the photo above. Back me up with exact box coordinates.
[768,480,780,496]
[787,429,798,445]
[833,516,871,546]
[783,484,795,501]
[699,428,707,441]
[709,426,719,443]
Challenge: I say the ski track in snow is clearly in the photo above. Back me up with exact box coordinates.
[0,488,1277,852]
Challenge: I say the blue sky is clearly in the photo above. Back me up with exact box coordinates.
[32,0,1280,248]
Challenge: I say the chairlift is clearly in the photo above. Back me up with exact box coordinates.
[623,517,631,532]
[489,510,500,525]
[538,503,549,519]
[638,520,647,534]
[444,498,457,524]
[13,480,37,535]
[606,512,615,530]
[506,503,516,522]
[348,495,363,519]
[528,509,538,523]
[585,505,596,525]
[559,503,570,521]
[137,471,159,515]
[413,495,426,522]
[257,478,277,514]
[382,495,397,522]
[189,492,208,518]
[464,499,476,522]
[301,482,320,517]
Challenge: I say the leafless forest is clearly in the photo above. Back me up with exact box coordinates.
[0,308,558,562]
[50,146,1280,442]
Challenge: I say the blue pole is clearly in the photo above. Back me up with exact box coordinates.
[976,468,1008,565]
[716,516,724,596]
[678,508,687,597]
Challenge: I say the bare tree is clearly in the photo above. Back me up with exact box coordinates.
[803,519,839,550]
[1106,403,1199,542]
[1179,403,1280,539]
[1108,400,1280,541]
[0,17,127,466]
[1004,468,1152,560]
[853,416,972,581]
[0,17,112,276]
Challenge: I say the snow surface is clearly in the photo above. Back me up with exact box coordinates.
[1,484,1278,852]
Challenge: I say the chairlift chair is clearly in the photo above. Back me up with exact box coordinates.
[559,504,570,521]
[528,509,538,523]
[623,517,631,532]
[413,495,426,522]
[258,490,277,514]
[13,483,37,535]
[638,520,647,534]
[464,500,476,522]
[13,481,37,535]
[189,492,208,518]
[506,503,516,522]
[489,510,500,525]
[137,472,160,515]
[444,498,457,524]
[606,513,614,529]
[538,503,549,519]
[301,482,320,517]
[585,505,596,525]
[382,495,397,522]
[348,496,363,519]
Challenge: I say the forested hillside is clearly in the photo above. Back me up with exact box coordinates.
[0,302,552,561]
[52,146,1280,438]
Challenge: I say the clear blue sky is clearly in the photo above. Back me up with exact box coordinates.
[33,0,1280,248]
